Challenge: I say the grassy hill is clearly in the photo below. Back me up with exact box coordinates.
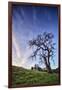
[12,66,59,88]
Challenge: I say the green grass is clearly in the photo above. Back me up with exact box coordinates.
[12,66,59,87]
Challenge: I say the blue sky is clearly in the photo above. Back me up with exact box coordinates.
[12,4,58,69]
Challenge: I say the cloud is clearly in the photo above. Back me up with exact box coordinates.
[12,32,21,58]
[12,32,34,69]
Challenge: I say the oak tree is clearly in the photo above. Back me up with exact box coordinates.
[29,32,55,73]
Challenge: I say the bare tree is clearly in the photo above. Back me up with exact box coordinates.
[29,32,55,73]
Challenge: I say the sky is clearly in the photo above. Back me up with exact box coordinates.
[12,4,59,69]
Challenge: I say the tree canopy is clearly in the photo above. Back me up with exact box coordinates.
[29,32,55,73]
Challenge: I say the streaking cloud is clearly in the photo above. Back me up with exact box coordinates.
[12,33,21,58]
[12,32,34,69]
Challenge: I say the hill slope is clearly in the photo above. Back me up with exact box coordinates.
[12,66,59,87]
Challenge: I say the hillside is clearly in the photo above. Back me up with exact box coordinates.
[12,66,59,87]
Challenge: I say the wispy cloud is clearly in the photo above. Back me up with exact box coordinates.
[12,31,34,69]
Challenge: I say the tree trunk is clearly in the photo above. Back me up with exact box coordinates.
[44,57,52,73]
[46,50,52,73]
[46,65,52,73]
